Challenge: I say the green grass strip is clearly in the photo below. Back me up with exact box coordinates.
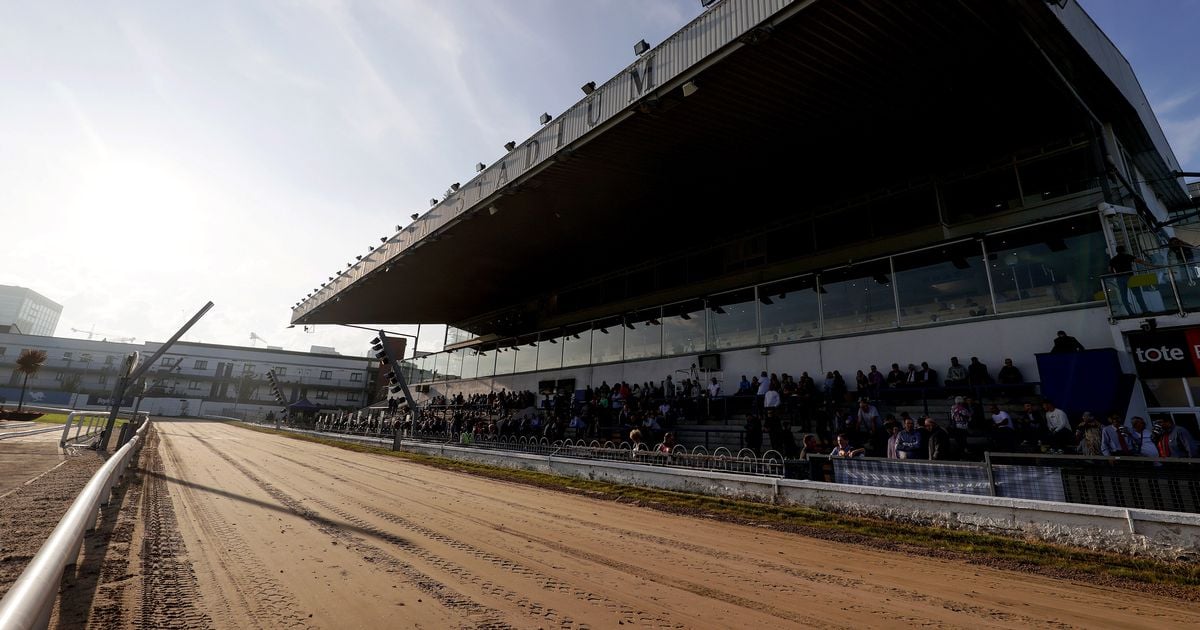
[229,422,1200,595]
[33,412,129,427]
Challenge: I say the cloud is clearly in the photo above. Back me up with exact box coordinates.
[48,81,109,160]
[1154,90,1197,117]
[1163,113,1200,169]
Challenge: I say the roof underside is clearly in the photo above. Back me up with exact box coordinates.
[293,0,1185,334]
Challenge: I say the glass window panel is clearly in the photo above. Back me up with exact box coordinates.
[1017,146,1098,205]
[707,288,758,349]
[1186,377,1200,407]
[416,324,447,354]
[663,300,706,356]
[590,319,624,364]
[985,214,1107,314]
[432,352,448,381]
[1143,377,1189,408]
[415,354,431,383]
[623,308,663,360]
[445,349,463,381]
[445,326,473,347]
[514,335,537,373]
[894,241,991,326]
[819,261,897,336]
[476,347,495,377]
[398,359,414,386]
[460,348,478,380]
[759,276,820,343]
[537,332,563,370]
[494,343,516,375]
[562,326,591,367]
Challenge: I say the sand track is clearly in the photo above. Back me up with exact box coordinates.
[68,420,1200,628]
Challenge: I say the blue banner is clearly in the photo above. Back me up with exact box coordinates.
[0,386,73,406]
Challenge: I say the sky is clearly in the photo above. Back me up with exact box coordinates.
[0,0,1197,358]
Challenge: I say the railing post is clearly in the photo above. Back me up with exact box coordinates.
[983,451,997,497]
[1166,265,1185,316]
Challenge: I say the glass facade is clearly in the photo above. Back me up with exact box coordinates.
[985,213,1107,314]
[561,325,591,367]
[820,260,896,336]
[759,276,819,344]
[410,213,1108,384]
[894,241,991,326]
[590,320,624,364]
[623,308,663,360]
[476,347,495,377]
[514,336,537,373]
[536,333,563,371]
[706,289,758,349]
[663,300,705,356]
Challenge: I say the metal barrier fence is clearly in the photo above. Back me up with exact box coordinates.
[809,453,1200,511]
[0,416,152,629]
[410,430,786,477]
[60,411,148,450]
[1101,262,1200,319]
[296,415,1200,513]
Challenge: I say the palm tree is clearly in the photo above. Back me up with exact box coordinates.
[15,349,48,412]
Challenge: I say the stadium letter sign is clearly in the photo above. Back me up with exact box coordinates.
[1127,328,1200,378]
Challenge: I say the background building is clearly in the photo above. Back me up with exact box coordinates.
[0,330,374,420]
[0,285,62,337]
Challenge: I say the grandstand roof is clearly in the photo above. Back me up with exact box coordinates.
[291,0,1189,333]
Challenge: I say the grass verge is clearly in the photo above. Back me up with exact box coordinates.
[230,422,1200,597]
[33,413,129,427]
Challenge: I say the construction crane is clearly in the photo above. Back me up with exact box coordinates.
[249,332,272,347]
[71,325,136,343]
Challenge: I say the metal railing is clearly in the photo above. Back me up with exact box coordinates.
[1101,262,1200,318]
[60,411,148,449]
[402,429,786,477]
[0,417,152,629]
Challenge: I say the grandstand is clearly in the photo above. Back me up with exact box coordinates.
[290,0,1196,440]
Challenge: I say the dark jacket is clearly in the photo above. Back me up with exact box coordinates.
[927,426,951,460]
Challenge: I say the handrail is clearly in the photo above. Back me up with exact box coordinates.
[0,417,152,629]
[60,411,147,449]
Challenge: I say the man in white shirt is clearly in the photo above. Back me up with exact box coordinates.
[1126,416,1159,458]
[991,404,1014,430]
[1042,399,1071,450]
[756,371,771,396]
[763,385,781,409]
[708,377,721,398]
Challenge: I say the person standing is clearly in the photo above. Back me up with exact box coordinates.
[896,417,925,459]
[1100,414,1133,456]
[1127,417,1159,458]
[1156,417,1199,458]
[1051,330,1085,353]
[924,417,951,460]
[744,414,763,455]
[1108,245,1151,315]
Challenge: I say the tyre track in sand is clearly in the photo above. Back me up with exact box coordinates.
[274,446,1128,629]
[113,421,1200,629]
[137,429,215,629]
[265,451,681,628]
[182,426,513,629]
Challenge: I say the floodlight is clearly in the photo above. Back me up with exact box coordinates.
[581,81,596,95]
[634,39,650,55]
[682,81,698,97]
[411,213,419,221]
[539,112,551,125]
[504,141,516,152]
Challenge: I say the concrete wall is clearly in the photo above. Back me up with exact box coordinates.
[394,439,1200,561]
[423,306,1114,400]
